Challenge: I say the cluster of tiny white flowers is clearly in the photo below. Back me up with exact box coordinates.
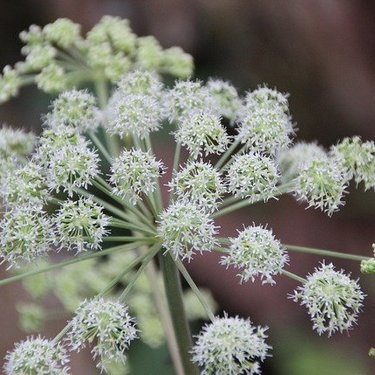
[165,80,215,123]
[4,336,70,375]
[291,262,365,336]
[158,201,219,260]
[1,161,49,209]
[0,208,53,267]
[110,148,164,205]
[54,197,110,253]
[226,152,280,202]
[175,111,230,159]
[330,136,375,191]
[36,129,100,195]
[278,142,327,183]
[67,297,138,371]
[169,161,226,212]
[0,66,21,103]
[191,314,271,375]
[206,78,241,123]
[106,71,164,139]
[45,89,99,133]
[237,86,294,155]
[0,124,36,159]
[221,225,288,285]
[294,157,348,216]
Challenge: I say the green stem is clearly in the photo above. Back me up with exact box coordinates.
[168,143,181,204]
[101,251,151,297]
[142,255,185,375]
[74,187,136,224]
[94,79,120,157]
[159,253,199,375]
[109,219,156,236]
[284,244,371,262]
[119,242,162,301]
[88,131,113,164]
[101,236,154,242]
[175,259,215,322]
[0,242,147,287]
[94,177,154,228]
[212,184,295,219]
[214,138,241,170]
[282,270,306,283]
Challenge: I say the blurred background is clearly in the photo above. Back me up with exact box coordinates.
[1,0,374,374]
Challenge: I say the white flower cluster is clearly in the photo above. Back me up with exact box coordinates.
[237,86,294,155]
[110,148,164,205]
[168,161,226,212]
[192,314,271,375]
[54,197,110,253]
[294,157,348,216]
[221,225,288,285]
[67,297,138,371]
[158,201,219,260]
[106,71,164,139]
[4,336,70,375]
[45,89,99,133]
[291,262,365,336]
[330,136,375,191]
[226,152,280,202]
[36,129,100,195]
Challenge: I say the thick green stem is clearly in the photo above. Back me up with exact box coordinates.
[159,253,199,375]
[284,244,370,262]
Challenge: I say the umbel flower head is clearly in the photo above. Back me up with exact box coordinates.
[106,71,164,139]
[278,142,327,183]
[36,129,100,195]
[110,148,164,205]
[330,136,375,191]
[206,78,241,123]
[0,207,53,267]
[165,80,215,123]
[54,197,110,253]
[226,152,279,202]
[67,297,138,371]
[237,86,294,155]
[158,201,219,260]
[0,124,36,159]
[294,156,348,216]
[4,336,70,375]
[221,225,288,285]
[191,314,271,375]
[1,161,49,209]
[174,111,230,159]
[169,161,226,212]
[45,89,99,133]
[291,262,365,336]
